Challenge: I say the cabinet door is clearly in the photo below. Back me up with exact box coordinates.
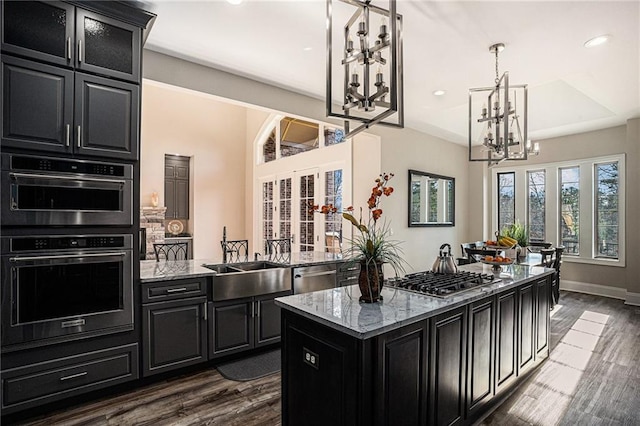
[518,283,535,374]
[536,277,550,358]
[466,296,495,418]
[1,1,75,67]
[142,297,207,377]
[375,320,429,426]
[164,179,176,219]
[210,299,254,358]
[75,9,141,82]
[495,289,517,394]
[74,73,139,160]
[2,55,73,154]
[255,291,290,347]
[429,306,467,426]
[175,179,189,219]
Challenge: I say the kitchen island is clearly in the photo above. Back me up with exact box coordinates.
[275,263,554,426]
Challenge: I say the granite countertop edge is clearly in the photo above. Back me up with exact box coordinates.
[275,265,555,340]
[140,252,352,282]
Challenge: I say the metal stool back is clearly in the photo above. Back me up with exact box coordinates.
[153,242,188,261]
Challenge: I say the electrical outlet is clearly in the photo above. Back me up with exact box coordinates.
[303,347,319,369]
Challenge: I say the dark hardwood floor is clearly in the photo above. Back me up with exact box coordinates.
[6,291,639,426]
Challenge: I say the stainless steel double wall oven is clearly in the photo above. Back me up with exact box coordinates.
[1,153,135,350]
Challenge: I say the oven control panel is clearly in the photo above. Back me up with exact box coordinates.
[6,154,129,178]
[9,235,130,252]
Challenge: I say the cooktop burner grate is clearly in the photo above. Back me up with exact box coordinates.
[386,270,499,297]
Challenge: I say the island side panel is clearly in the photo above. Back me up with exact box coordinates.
[281,311,371,426]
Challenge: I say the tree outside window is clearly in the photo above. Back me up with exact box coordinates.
[498,172,515,232]
[527,171,545,241]
[560,167,580,254]
[595,162,619,258]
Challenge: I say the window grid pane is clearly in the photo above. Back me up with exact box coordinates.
[280,118,319,158]
[559,167,580,254]
[262,182,274,250]
[279,178,292,240]
[527,170,546,241]
[595,162,619,258]
[324,170,343,252]
[262,128,276,163]
[298,174,315,252]
[498,172,515,232]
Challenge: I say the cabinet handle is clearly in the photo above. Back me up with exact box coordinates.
[65,124,70,146]
[78,39,82,63]
[166,287,187,293]
[60,371,87,381]
[256,301,261,317]
[203,302,208,321]
[66,37,72,60]
[251,302,255,318]
[76,125,81,148]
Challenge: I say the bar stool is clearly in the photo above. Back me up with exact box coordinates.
[220,239,249,263]
[265,238,291,263]
[153,242,188,261]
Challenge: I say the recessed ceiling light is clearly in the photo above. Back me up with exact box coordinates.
[303,47,313,51]
[226,0,243,5]
[433,90,446,96]
[584,34,611,48]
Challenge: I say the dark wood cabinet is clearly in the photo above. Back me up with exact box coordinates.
[209,291,290,358]
[164,155,190,220]
[1,1,75,68]
[336,262,359,287]
[210,298,254,358]
[517,282,536,374]
[74,73,139,159]
[141,278,208,377]
[495,289,517,394]
[1,1,141,82]
[430,306,467,426]
[2,55,74,154]
[535,278,550,358]
[2,56,139,160]
[75,8,141,82]
[466,296,495,418]
[375,320,429,426]
[1,344,138,412]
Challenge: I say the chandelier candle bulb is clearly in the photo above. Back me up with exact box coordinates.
[534,142,540,152]
[379,17,387,39]
[351,72,359,86]
[347,36,354,53]
[376,65,383,84]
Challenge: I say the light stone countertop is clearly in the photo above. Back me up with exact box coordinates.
[140,252,351,283]
[275,262,554,340]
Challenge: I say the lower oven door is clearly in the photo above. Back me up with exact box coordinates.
[1,171,133,226]
[1,250,133,348]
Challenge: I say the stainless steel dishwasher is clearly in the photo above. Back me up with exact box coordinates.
[292,264,337,294]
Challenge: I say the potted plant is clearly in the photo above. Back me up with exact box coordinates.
[501,220,529,258]
[312,173,406,303]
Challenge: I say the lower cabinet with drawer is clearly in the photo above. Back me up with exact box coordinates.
[1,343,138,413]
[141,278,208,377]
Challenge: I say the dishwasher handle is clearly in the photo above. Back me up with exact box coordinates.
[294,270,336,279]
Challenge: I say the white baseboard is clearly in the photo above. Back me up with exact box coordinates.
[560,280,627,301]
[625,292,640,306]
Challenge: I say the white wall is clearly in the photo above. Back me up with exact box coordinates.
[140,80,248,259]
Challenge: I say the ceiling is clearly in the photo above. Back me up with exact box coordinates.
[142,0,640,145]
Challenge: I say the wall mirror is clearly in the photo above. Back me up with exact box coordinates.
[408,169,455,227]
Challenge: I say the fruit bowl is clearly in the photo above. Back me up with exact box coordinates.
[481,258,514,271]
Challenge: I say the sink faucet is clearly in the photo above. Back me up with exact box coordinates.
[254,252,261,261]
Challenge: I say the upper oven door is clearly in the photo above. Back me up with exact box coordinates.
[1,249,133,348]
[1,171,133,226]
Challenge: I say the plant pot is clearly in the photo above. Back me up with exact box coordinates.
[358,260,384,303]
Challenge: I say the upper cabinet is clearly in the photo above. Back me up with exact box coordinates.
[1,1,141,83]
[2,55,140,160]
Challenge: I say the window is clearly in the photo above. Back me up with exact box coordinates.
[498,172,515,232]
[595,162,619,258]
[279,177,292,240]
[559,167,580,255]
[262,181,274,242]
[428,179,438,222]
[527,170,545,241]
[262,127,276,163]
[280,117,319,158]
[324,169,343,253]
[298,173,316,252]
[491,154,624,266]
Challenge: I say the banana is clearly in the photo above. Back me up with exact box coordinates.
[498,237,517,247]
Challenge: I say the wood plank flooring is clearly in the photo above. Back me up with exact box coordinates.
[7,291,640,426]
